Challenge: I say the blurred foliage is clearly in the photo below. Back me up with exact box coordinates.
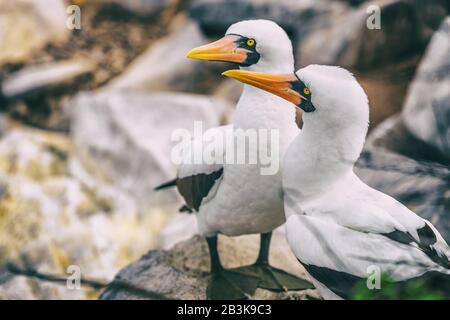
[351,272,449,300]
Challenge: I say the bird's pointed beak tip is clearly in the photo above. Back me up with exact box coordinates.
[185,36,246,63]
[221,70,234,77]
[185,49,196,59]
[222,69,249,81]
[222,70,304,107]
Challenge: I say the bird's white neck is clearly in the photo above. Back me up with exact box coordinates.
[283,112,367,201]
[235,85,297,129]
[233,85,298,152]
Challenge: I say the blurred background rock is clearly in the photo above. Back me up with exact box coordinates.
[0,0,448,299]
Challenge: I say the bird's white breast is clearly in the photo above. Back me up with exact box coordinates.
[197,87,298,236]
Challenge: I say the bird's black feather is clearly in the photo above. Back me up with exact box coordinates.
[176,168,224,212]
[301,262,363,299]
[154,178,177,191]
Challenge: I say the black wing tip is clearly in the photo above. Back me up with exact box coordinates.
[154,178,177,191]
[179,205,194,213]
[417,222,438,247]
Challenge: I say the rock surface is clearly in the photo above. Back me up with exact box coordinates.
[100,233,319,300]
[1,59,95,99]
[109,15,233,94]
[213,78,243,107]
[296,0,449,128]
[94,0,172,14]
[70,90,231,209]
[159,213,198,249]
[355,58,418,128]
[0,0,69,66]
[355,115,450,242]
[402,17,450,159]
[356,17,450,241]
[0,2,170,131]
[297,0,449,69]
[188,0,346,41]
[0,125,167,299]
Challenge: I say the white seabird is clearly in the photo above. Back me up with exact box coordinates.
[156,20,312,299]
[223,64,450,299]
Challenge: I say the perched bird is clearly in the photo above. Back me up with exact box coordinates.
[156,20,313,299]
[223,65,450,299]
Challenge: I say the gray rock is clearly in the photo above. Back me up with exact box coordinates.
[1,59,95,99]
[0,0,68,66]
[159,213,198,249]
[296,1,448,128]
[188,0,346,42]
[90,0,172,14]
[100,234,319,300]
[0,127,163,299]
[296,6,365,67]
[297,0,449,69]
[402,17,450,160]
[0,115,9,138]
[355,115,450,243]
[213,78,243,107]
[70,90,231,209]
[109,15,233,95]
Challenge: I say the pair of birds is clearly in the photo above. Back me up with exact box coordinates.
[157,20,450,300]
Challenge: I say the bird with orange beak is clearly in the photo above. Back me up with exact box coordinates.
[223,65,450,299]
[156,20,312,299]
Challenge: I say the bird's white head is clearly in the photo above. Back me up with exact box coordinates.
[186,19,294,73]
[223,64,369,131]
[295,65,369,128]
[223,65,370,191]
[223,65,370,163]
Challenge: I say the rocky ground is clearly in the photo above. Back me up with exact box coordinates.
[0,0,449,299]
[100,233,320,300]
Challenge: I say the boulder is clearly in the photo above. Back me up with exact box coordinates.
[355,58,419,128]
[0,126,166,299]
[355,115,450,242]
[402,17,450,160]
[70,90,232,209]
[1,59,95,132]
[109,15,233,95]
[296,6,365,68]
[188,0,347,42]
[159,213,198,249]
[296,0,449,69]
[75,0,172,15]
[100,234,319,300]
[0,0,69,67]
[297,0,449,128]
[213,78,243,107]
[1,59,95,99]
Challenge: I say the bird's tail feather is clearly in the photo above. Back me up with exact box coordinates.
[154,178,177,191]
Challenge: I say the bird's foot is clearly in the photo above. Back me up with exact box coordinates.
[232,263,314,292]
[207,268,260,300]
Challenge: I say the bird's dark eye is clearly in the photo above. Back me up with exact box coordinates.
[227,34,260,67]
[290,75,315,112]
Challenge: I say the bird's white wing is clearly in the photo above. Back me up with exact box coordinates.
[285,210,448,300]
[301,173,450,263]
[356,176,450,264]
[284,172,450,299]
[177,125,230,178]
[175,125,231,212]
[284,174,409,237]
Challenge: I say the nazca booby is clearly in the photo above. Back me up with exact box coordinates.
[156,20,312,299]
[223,65,450,299]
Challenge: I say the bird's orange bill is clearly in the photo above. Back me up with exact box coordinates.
[222,70,304,106]
[186,35,247,63]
